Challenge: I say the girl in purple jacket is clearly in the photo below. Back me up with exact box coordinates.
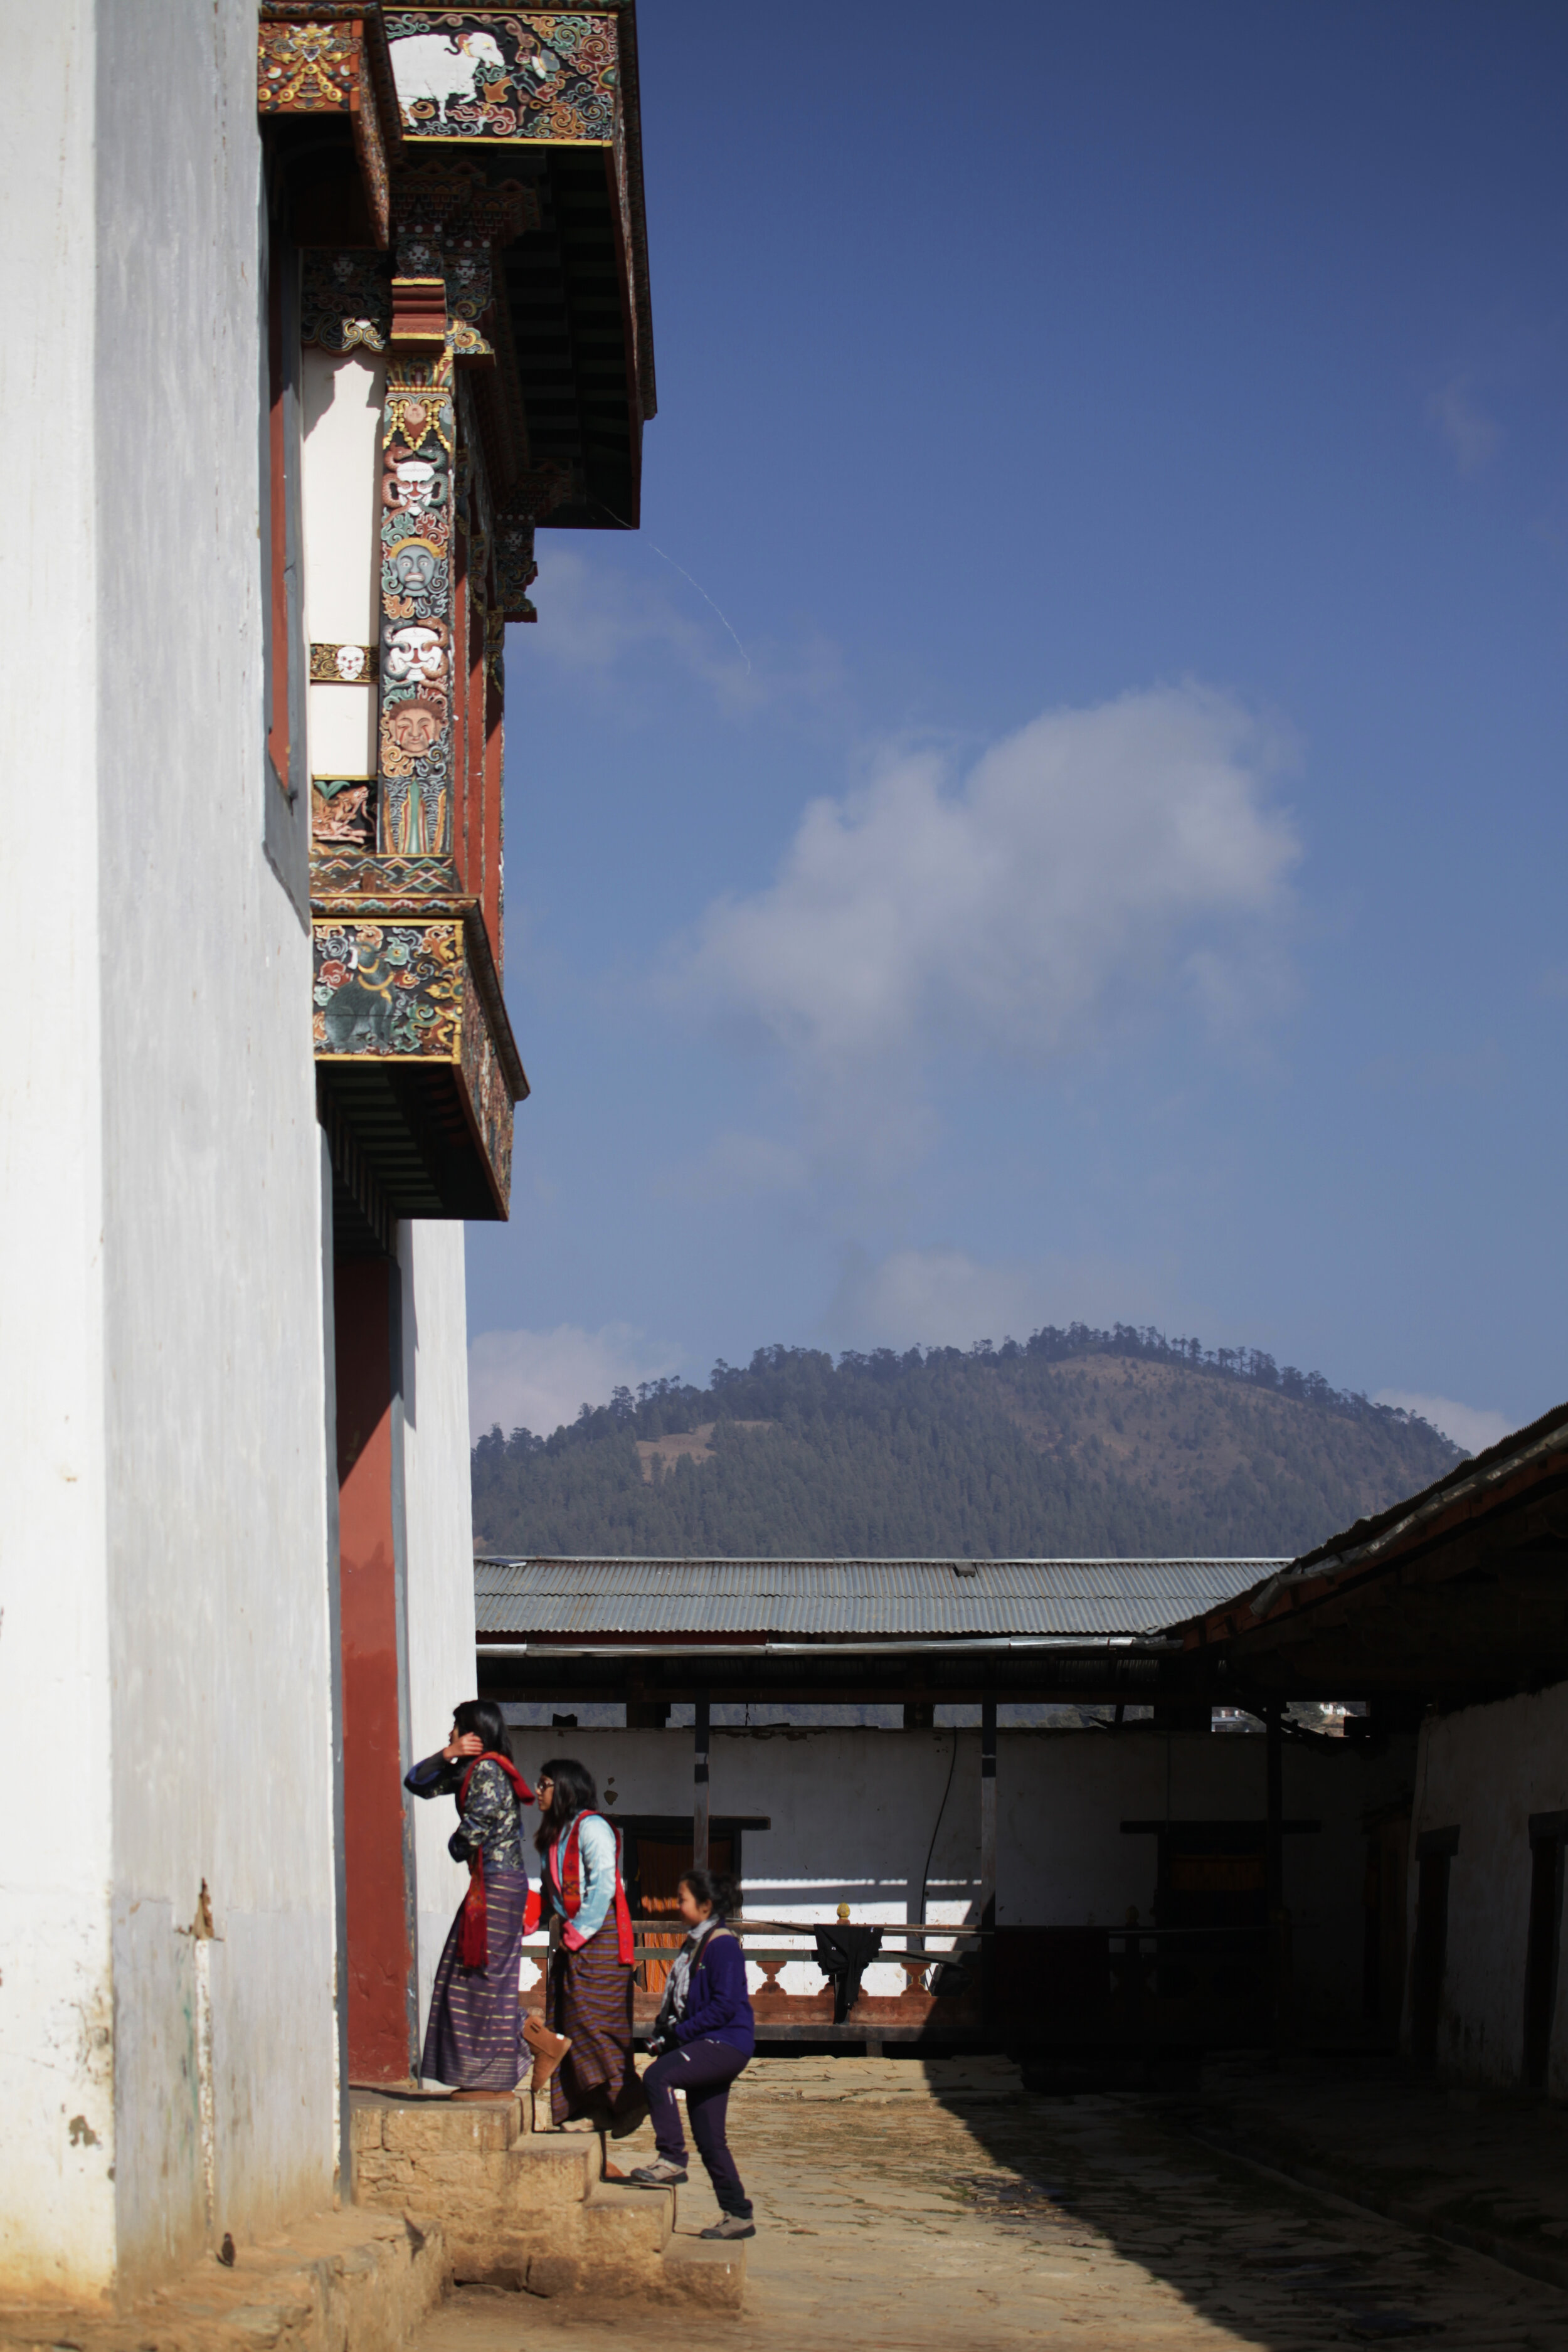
[628,1866,756,2237]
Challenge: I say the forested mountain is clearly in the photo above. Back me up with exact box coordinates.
[470,1327,1461,1560]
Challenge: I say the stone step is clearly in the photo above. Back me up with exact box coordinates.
[348,2091,743,2312]
[658,2233,749,2310]
[585,2178,675,2256]
[0,2208,447,2352]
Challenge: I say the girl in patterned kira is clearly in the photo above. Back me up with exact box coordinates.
[532,1758,648,2134]
[406,1700,534,2100]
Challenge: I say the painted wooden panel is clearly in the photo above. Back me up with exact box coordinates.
[387,11,618,145]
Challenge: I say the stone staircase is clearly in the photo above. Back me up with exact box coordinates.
[350,2091,745,2311]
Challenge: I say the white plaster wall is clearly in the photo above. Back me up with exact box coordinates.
[0,0,341,2300]
[301,349,382,779]
[94,0,340,2289]
[399,1224,478,2045]
[1409,1681,1568,2092]
[0,0,117,2299]
[502,1725,1409,2023]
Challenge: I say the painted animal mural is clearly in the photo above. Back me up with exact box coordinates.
[389,28,506,127]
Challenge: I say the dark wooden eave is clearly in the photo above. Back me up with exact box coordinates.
[1173,1401,1568,1705]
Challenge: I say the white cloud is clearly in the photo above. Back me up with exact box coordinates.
[523,544,845,716]
[1425,379,1500,476]
[655,1130,810,1204]
[822,1246,1175,1355]
[468,1322,681,1441]
[1374,1389,1514,1456]
[527,545,742,687]
[672,685,1299,1154]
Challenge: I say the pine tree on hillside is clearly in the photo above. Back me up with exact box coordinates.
[469,1328,1461,1560]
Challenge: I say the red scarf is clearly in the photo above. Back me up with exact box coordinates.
[457,1752,532,1972]
[549,1811,635,1964]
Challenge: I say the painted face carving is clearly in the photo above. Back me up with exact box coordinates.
[390,544,438,596]
[385,702,443,757]
[384,625,446,685]
[334,644,366,682]
[390,458,442,514]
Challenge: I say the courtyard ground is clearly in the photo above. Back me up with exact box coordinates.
[416,2053,1568,2351]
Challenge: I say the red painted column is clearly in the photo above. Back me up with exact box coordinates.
[334,1258,412,2083]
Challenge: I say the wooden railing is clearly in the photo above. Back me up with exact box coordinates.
[518,1917,982,2038]
[519,1919,1273,2047]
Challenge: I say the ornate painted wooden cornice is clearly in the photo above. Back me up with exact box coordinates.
[258,5,402,246]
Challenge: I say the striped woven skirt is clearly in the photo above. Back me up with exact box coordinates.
[548,1922,645,2126]
[421,1866,529,2092]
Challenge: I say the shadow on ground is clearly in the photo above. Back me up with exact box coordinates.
[928,2043,1568,2348]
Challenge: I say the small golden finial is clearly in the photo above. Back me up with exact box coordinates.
[836,1901,850,1922]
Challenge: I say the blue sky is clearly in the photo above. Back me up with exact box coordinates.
[466,0,1568,1451]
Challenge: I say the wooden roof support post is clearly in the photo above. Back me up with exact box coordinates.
[980,1695,998,1931]
[1265,1702,1290,2044]
[694,1692,711,1873]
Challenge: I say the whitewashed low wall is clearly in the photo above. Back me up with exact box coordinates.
[1410,1680,1568,2092]
[501,1723,1412,2025]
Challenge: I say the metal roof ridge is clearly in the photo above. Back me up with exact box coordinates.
[477,1554,1292,1566]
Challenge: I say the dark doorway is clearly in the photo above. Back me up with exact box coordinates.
[1523,1814,1567,2089]
[632,1833,737,1996]
[1410,1826,1458,2063]
[1362,1808,1411,2032]
[613,1813,768,1996]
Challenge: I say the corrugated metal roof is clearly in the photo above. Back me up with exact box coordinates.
[473,1557,1283,1640]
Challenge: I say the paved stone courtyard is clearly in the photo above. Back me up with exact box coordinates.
[416,2056,1568,2351]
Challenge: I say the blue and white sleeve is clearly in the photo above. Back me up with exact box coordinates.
[572,1814,618,1941]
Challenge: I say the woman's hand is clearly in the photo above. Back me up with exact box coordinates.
[442,1731,485,1762]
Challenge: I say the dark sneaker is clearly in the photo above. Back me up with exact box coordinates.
[700,2215,756,2239]
[628,2158,687,2187]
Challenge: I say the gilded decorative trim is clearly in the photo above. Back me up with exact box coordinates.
[310,641,379,682]
[258,19,356,111]
[310,851,462,897]
[258,18,395,246]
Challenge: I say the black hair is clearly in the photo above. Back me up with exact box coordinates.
[533,1756,598,1852]
[681,1865,741,1922]
[452,1698,512,1761]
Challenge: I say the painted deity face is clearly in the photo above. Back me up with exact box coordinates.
[385,702,442,757]
[334,644,366,682]
[385,625,446,686]
[390,544,438,597]
[392,458,440,513]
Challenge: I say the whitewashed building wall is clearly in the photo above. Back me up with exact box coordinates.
[506,1724,1412,2026]
[2,0,332,2299]
[1407,1680,1568,2093]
